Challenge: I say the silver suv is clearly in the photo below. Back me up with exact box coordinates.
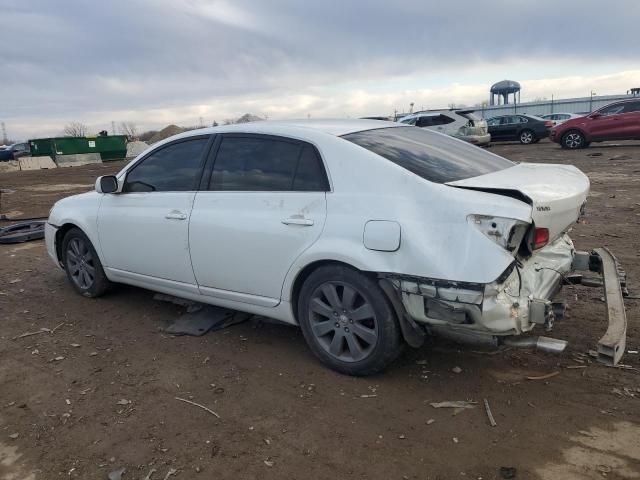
[397,109,491,146]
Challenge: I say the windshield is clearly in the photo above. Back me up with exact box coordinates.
[342,127,514,183]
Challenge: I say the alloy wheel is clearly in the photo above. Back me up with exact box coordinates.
[520,131,534,144]
[308,281,379,362]
[564,132,583,149]
[66,237,96,290]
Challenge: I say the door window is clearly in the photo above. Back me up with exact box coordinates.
[621,101,640,113]
[433,114,456,126]
[486,118,500,126]
[598,103,625,116]
[123,137,208,192]
[209,136,329,191]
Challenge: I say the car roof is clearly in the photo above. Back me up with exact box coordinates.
[174,119,403,140]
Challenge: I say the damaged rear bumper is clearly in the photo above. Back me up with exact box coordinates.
[384,234,628,365]
[571,247,628,365]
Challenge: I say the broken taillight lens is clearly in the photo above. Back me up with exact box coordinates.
[533,227,549,249]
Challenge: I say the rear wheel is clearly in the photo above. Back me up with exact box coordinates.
[61,228,110,297]
[561,130,586,149]
[297,265,402,375]
[519,129,535,144]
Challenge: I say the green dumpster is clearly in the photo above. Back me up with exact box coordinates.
[28,135,127,161]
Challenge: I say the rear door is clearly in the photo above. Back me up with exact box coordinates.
[189,134,329,306]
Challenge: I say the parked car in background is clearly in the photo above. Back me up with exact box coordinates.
[550,99,640,149]
[360,116,393,121]
[486,114,553,144]
[397,109,490,146]
[540,113,583,126]
[0,142,30,161]
[45,120,626,374]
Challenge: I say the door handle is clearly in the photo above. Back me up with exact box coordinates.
[282,217,314,226]
[165,211,188,220]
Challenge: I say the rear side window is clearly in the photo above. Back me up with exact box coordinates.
[622,101,640,113]
[342,127,514,184]
[209,136,329,191]
[124,137,208,192]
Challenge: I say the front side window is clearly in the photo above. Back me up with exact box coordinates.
[599,103,625,116]
[124,137,208,192]
[416,116,435,127]
[209,136,329,191]
[343,127,514,184]
[486,117,500,126]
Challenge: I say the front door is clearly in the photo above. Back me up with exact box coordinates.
[487,117,508,140]
[189,134,329,306]
[98,136,211,286]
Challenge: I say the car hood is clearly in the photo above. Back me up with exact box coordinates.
[447,163,589,240]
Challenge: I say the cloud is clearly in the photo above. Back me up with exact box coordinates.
[1,0,639,139]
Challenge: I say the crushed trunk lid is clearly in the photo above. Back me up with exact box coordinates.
[447,163,589,240]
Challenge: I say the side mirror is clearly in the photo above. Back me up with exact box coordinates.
[589,112,602,119]
[96,175,119,194]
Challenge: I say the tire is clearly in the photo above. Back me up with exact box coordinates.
[61,228,111,297]
[297,264,403,376]
[519,129,536,144]
[561,130,586,149]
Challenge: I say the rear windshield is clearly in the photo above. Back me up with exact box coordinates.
[342,127,513,183]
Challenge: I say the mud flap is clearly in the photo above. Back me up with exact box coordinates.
[379,278,425,348]
[572,248,627,366]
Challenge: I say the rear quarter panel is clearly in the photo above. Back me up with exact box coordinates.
[281,141,532,301]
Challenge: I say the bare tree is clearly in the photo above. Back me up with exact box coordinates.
[119,122,138,139]
[63,121,88,137]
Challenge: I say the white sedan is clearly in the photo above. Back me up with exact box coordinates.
[540,112,583,126]
[45,120,627,374]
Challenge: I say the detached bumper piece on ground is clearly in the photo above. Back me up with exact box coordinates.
[0,220,46,244]
[569,248,628,366]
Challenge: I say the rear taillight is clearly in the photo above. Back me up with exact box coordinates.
[533,227,549,249]
[544,121,554,128]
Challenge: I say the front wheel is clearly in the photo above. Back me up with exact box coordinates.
[519,129,536,144]
[61,228,111,297]
[297,265,402,375]
[561,130,586,149]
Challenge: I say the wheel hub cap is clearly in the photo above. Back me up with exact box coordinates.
[308,281,379,363]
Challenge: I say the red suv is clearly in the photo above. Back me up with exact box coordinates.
[550,99,640,149]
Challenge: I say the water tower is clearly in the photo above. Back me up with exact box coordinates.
[490,80,521,105]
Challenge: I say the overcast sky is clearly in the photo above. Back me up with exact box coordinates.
[2,0,639,140]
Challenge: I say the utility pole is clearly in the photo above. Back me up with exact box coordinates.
[111,121,116,135]
[589,90,596,112]
[1,122,7,144]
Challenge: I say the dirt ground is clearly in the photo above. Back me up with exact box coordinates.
[1,141,639,480]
